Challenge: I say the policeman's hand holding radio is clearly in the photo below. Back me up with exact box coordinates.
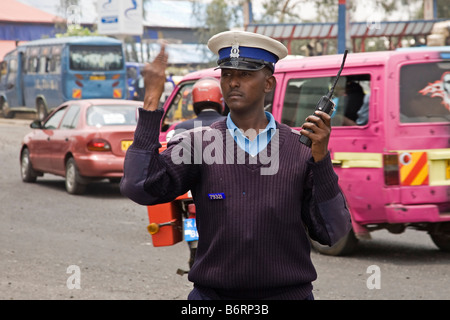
[301,110,331,163]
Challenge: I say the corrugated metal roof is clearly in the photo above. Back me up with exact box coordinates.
[0,0,64,24]
[247,20,440,40]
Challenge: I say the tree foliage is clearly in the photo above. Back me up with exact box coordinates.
[192,0,242,44]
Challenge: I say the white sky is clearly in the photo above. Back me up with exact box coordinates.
[15,0,427,26]
[250,0,425,23]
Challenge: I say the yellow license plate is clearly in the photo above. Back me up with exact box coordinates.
[90,75,106,80]
[446,160,450,179]
[121,140,133,151]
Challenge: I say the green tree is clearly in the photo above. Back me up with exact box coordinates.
[54,0,99,37]
[414,0,450,19]
[192,0,243,66]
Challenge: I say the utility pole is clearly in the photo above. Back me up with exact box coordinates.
[243,0,253,28]
[337,0,348,54]
[423,0,437,20]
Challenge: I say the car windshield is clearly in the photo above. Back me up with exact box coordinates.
[86,105,138,127]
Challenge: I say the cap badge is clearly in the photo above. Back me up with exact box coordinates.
[230,43,240,58]
[230,43,240,68]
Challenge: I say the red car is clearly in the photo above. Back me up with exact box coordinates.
[20,99,142,194]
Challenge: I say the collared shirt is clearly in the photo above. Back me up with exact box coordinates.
[226,111,276,156]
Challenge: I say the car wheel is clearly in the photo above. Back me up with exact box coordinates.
[65,158,86,195]
[310,229,358,256]
[20,148,38,182]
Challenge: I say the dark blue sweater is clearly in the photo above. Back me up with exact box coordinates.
[120,108,352,299]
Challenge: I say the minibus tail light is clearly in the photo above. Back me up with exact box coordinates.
[383,153,400,186]
[112,74,120,79]
[74,74,84,80]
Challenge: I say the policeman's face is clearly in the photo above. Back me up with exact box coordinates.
[220,68,274,113]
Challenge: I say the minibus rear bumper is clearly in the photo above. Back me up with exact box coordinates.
[385,203,450,224]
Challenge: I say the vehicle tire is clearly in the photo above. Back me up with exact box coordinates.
[20,148,38,182]
[36,99,48,121]
[188,241,198,269]
[0,98,14,119]
[65,157,86,195]
[430,232,450,252]
[310,229,358,256]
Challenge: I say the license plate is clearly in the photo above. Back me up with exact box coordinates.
[184,218,198,242]
[121,140,133,151]
[446,160,450,179]
[90,75,105,80]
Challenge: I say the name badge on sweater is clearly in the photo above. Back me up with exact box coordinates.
[208,193,225,200]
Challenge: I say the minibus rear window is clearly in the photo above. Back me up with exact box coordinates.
[400,62,450,123]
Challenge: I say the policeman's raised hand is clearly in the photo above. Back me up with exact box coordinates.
[143,44,168,111]
[301,110,331,162]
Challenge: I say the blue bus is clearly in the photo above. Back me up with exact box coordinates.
[0,36,127,119]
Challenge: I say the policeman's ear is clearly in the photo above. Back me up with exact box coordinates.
[264,72,276,93]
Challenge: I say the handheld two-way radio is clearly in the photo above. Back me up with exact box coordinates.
[299,49,349,147]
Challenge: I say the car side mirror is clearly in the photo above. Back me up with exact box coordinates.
[30,119,43,129]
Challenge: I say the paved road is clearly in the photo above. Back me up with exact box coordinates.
[0,117,449,300]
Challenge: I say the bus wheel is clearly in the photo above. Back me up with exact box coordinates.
[36,99,48,121]
[0,98,14,119]
[310,229,358,256]
[65,157,86,195]
[20,148,38,182]
[430,224,450,252]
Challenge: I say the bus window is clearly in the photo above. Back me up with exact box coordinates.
[0,61,6,81]
[69,45,123,71]
[40,47,50,74]
[50,46,62,74]
[50,55,61,74]
[38,56,48,74]
[25,47,39,74]
[26,56,38,74]
[7,57,18,86]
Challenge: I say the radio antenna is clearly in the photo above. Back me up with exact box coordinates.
[327,49,348,99]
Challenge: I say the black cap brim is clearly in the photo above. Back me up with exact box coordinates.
[216,57,274,73]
